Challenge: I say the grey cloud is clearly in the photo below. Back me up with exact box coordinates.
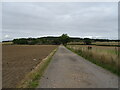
[2,2,118,41]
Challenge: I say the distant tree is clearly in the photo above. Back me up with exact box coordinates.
[83,38,92,45]
[13,38,28,44]
[52,38,61,45]
[60,34,70,46]
[41,38,47,44]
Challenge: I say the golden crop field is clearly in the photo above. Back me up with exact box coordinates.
[2,42,13,45]
[68,41,119,46]
[92,41,119,46]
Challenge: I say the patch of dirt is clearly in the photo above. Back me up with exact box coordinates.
[2,45,57,88]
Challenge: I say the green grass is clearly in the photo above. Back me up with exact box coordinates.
[18,48,58,88]
[66,46,120,76]
[29,48,57,88]
[28,50,56,88]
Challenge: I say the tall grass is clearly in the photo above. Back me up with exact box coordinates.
[67,45,120,76]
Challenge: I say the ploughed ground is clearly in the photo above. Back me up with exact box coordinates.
[2,45,57,88]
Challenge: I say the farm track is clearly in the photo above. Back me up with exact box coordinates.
[38,45,118,88]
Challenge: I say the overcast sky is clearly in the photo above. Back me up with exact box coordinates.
[2,2,118,41]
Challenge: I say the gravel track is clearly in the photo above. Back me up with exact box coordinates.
[38,45,118,88]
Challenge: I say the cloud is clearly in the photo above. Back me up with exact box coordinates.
[2,2,118,41]
[4,35,9,38]
[3,34,13,41]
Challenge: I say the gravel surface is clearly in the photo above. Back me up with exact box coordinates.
[38,45,118,88]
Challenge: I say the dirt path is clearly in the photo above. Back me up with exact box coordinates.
[38,45,118,88]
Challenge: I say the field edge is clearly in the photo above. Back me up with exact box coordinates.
[65,46,119,76]
[17,47,58,88]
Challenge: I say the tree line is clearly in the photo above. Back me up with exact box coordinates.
[13,34,70,45]
[12,34,119,45]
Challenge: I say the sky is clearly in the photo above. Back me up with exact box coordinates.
[2,2,118,41]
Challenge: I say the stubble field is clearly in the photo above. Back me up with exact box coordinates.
[2,45,57,88]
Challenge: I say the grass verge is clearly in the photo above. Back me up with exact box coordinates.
[17,48,58,88]
[66,46,120,76]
